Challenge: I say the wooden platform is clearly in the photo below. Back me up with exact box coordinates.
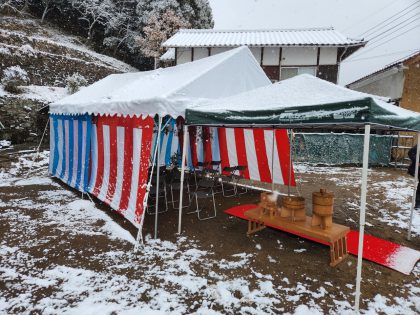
[245,207,350,266]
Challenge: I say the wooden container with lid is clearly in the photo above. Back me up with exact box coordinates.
[311,188,334,229]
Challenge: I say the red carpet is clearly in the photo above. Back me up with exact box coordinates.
[225,204,420,275]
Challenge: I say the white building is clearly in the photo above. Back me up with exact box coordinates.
[161,27,366,83]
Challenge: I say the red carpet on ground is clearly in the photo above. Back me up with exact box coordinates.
[225,204,420,275]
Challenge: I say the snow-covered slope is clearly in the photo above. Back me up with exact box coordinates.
[0,16,137,87]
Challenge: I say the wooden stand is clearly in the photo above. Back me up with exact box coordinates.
[247,219,266,235]
[245,207,349,267]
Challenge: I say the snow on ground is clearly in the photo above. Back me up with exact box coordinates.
[0,155,419,314]
[295,163,420,237]
[18,85,68,103]
[0,140,11,149]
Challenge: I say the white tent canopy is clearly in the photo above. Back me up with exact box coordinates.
[50,46,271,118]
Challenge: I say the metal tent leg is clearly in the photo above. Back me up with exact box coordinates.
[178,125,188,234]
[355,124,371,312]
[408,133,420,240]
[154,116,162,239]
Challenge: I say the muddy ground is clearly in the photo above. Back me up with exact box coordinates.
[0,146,419,314]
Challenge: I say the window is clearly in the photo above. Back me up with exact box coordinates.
[280,67,317,80]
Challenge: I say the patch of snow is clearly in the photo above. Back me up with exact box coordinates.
[19,85,68,103]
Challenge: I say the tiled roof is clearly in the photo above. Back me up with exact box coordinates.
[346,50,420,87]
[163,27,366,48]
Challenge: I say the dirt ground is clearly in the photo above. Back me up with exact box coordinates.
[0,145,419,314]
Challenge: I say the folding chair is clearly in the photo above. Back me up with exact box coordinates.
[193,161,209,186]
[187,178,217,220]
[220,166,238,197]
[146,168,169,215]
[166,167,190,209]
[207,160,222,193]
[232,165,248,195]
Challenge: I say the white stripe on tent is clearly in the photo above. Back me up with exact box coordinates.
[80,120,87,191]
[211,127,220,162]
[56,119,63,178]
[63,119,70,183]
[196,126,204,163]
[98,125,110,200]
[159,130,169,166]
[267,130,284,185]
[170,128,179,162]
[49,117,55,174]
[127,127,143,224]
[111,126,125,209]
[89,124,98,192]
[70,119,79,188]
[225,128,238,167]
[244,129,260,181]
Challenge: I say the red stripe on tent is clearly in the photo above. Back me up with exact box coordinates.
[106,118,118,203]
[253,128,272,182]
[234,128,250,179]
[93,119,104,196]
[135,116,154,221]
[276,130,296,186]
[203,127,213,164]
[217,128,230,175]
[189,126,198,167]
[119,121,134,212]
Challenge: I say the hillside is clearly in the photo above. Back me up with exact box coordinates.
[0,15,137,145]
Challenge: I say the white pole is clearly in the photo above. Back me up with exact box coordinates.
[354,124,371,313]
[288,129,292,196]
[135,117,161,250]
[154,116,163,239]
[178,125,188,234]
[271,128,275,192]
[408,133,420,240]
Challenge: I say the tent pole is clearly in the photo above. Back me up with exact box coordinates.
[271,127,275,192]
[135,117,161,250]
[154,116,163,239]
[408,133,420,240]
[178,125,188,234]
[354,124,371,313]
[288,129,292,196]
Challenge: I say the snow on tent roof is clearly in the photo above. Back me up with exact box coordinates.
[50,46,271,117]
[186,74,420,131]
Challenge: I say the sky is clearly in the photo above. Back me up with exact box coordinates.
[208,0,420,85]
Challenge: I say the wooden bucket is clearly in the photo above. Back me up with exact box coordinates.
[260,192,278,206]
[312,188,334,216]
[282,196,305,210]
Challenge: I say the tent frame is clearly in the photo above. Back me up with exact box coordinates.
[176,121,420,313]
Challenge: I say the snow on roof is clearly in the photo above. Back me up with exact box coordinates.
[190,74,412,117]
[163,27,366,48]
[346,50,420,87]
[160,48,175,61]
[50,46,271,117]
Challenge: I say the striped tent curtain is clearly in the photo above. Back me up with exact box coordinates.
[88,115,154,228]
[187,126,295,186]
[49,114,92,192]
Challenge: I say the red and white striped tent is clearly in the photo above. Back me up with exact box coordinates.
[50,47,298,242]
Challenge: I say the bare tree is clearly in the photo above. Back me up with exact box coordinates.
[71,0,114,40]
[40,0,60,23]
[136,9,190,68]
